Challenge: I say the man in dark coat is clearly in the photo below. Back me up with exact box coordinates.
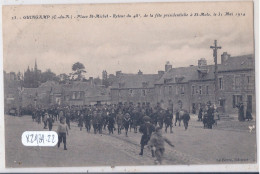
[139,116,155,156]
[131,108,139,133]
[47,114,54,131]
[108,112,115,134]
[206,104,215,129]
[237,102,245,122]
[179,110,190,130]
[78,112,84,131]
[164,109,173,133]
[198,106,203,121]
[84,109,91,132]
[66,109,71,130]
[92,110,98,134]
[116,110,124,135]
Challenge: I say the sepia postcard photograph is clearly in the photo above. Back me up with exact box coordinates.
[1,0,258,172]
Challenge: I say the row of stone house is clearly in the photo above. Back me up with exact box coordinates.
[4,52,255,115]
[110,52,255,115]
[14,81,110,108]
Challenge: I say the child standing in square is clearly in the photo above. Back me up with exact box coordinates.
[57,117,69,150]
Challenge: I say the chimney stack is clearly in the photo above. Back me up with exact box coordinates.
[116,71,122,77]
[221,52,230,64]
[138,70,143,75]
[165,61,172,72]
[198,58,207,69]
[158,71,164,77]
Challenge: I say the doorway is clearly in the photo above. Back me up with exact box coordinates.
[247,95,252,113]
[219,99,225,113]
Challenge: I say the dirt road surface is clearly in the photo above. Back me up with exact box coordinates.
[5,114,256,167]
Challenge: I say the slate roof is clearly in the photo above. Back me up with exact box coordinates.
[38,81,57,88]
[62,82,110,99]
[218,54,254,72]
[63,82,89,91]
[155,65,215,85]
[50,85,62,94]
[156,54,254,85]
[83,86,111,102]
[85,86,109,97]
[111,74,160,89]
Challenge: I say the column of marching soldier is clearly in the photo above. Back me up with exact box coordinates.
[29,102,217,164]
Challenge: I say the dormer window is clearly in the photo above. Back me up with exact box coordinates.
[164,78,173,84]
[198,68,209,79]
[142,82,149,88]
[175,76,184,83]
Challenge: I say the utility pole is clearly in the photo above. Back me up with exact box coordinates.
[210,40,221,105]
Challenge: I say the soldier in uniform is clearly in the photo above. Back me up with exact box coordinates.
[138,108,146,127]
[84,108,91,133]
[131,107,139,133]
[43,112,48,129]
[198,106,203,121]
[179,110,190,130]
[206,102,215,129]
[202,108,208,128]
[66,108,71,130]
[59,109,65,122]
[145,103,153,117]
[47,114,54,131]
[157,109,164,129]
[116,110,124,135]
[76,110,81,127]
[164,109,173,133]
[149,109,157,126]
[123,113,131,137]
[176,101,183,126]
[96,111,103,134]
[78,112,84,131]
[139,116,155,156]
[92,110,98,134]
[108,111,115,134]
[32,108,36,122]
[175,110,180,127]
[36,108,41,124]
[53,106,58,121]
[102,109,108,131]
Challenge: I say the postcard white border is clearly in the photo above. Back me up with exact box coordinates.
[0,0,258,173]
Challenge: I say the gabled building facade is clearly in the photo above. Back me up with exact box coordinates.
[110,71,161,105]
[155,53,255,115]
[217,53,255,114]
[4,52,255,115]
[155,60,216,112]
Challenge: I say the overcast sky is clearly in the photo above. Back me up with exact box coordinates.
[3,2,254,78]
